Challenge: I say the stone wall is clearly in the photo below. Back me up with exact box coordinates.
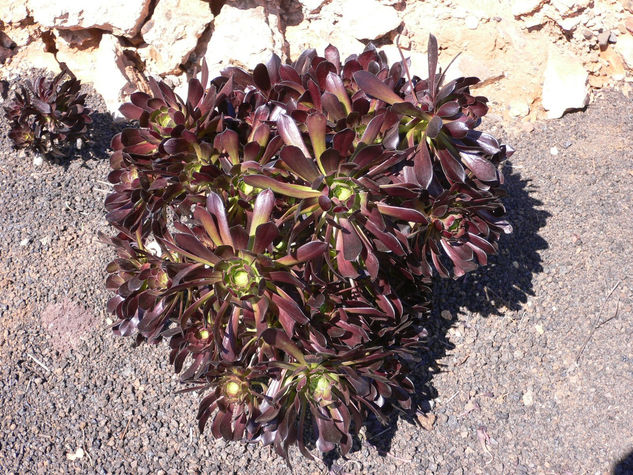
[1,0,631,120]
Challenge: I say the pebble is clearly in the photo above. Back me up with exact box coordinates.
[509,101,530,118]
[522,389,535,406]
[550,146,559,155]
[33,155,43,167]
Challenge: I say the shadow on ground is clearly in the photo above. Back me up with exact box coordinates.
[49,111,127,170]
[614,449,633,475]
[322,162,551,466]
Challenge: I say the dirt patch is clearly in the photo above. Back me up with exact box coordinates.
[41,298,94,354]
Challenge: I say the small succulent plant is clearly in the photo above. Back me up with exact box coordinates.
[103,35,513,460]
[4,66,92,156]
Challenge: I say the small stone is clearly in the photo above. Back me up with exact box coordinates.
[441,310,453,320]
[542,46,589,119]
[465,15,479,30]
[522,389,534,406]
[19,238,29,246]
[626,17,633,34]
[535,324,545,334]
[66,447,84,461]
[509,101,530,118]
[550,146,559,155]
[33,155,44,166]
[417,412,436,431]
[598,30,611,50]
[625,0,633,14]
[609,31,618,44]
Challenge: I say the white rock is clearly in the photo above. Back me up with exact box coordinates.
[299,0,326,12]
[0,2,29,24]
[550,146,559,155]
[509,101,530,118]
[522,389,534,406]
[140,0,212,75]
[615,34,633,69]
[465,15,479,30]
[542,46,588,119]
[57,34,136,115]
[93,35,137,115]
[28,0,152,37]
[511,0,544,17]
[556,16,580,32]
[336,0,401,40]
[204,6,281,74]
[33,155,44,166]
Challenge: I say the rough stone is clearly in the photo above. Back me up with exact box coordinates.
[57,34,136,114]
[0,2,30,24]
[28,0,152,37]
[4,40,60,76]
[625,17,633,35]
[335,0,401,40]
[615,33,633,69]
[598,30,611,50]
[542,46,589,119]
[140,0,212,75]
[556,16,580,32]
[509,100,530,118]
[204,5,281,74]
[511,0,544,17]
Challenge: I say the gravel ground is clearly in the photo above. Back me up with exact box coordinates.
[0,79,631,475]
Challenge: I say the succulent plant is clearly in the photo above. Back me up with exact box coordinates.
[4,66,92,156]
[104,35,512,460]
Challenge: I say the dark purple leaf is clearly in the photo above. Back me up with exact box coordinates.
[243,175,322,198]
[353,71,403,105]
[280,145,321,182]
[277,113,310,158]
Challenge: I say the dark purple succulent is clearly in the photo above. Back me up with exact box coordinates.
[103,34,512,461]
[4,66,92,156]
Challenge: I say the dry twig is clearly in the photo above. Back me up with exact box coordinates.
[576,280,621,363]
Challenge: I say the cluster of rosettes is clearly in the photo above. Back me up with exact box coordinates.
[4,66,92,156]
[103,36,513,459]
